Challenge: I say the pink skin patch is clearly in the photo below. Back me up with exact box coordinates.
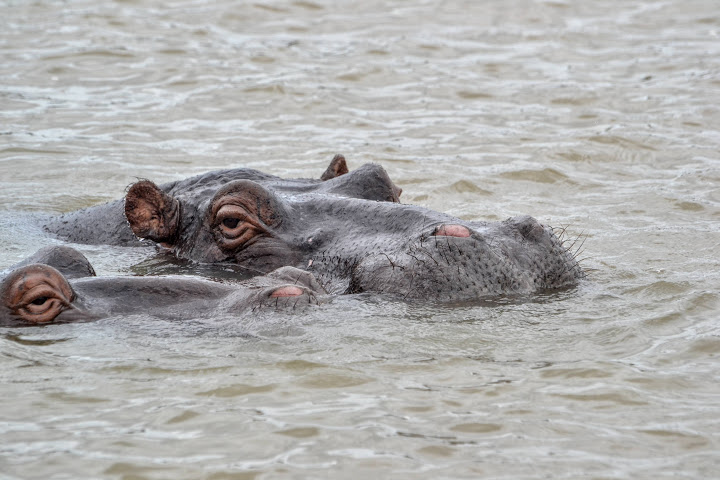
[270,286,305,297]
[433,224,471,238]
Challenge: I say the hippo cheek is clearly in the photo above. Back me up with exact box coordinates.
[180,231,229,264]
[1,264,75,325]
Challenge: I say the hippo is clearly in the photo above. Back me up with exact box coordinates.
[44,158,584,302]
[1,246,325,327]
[44,155,401,247]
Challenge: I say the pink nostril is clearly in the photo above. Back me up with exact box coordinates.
[433,224,471,238]
[270,286,305,298]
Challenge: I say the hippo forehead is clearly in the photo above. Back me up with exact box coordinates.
[165,168,290,198]
[163,163,396,204]
[4,246,96,280]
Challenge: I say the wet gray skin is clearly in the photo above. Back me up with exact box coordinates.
[120,176,585,301]
[0,246,325,327]
[43,155,401,246]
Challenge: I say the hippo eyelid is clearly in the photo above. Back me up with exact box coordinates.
[11,284,64,310]
[8,277,73,323]
[20,297,67,318]
[213,204,251,225]
[209,202,277,254]
[213,204,269,236]
[210,180,285,229]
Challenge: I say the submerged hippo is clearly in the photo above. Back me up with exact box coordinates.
[45,158,584,302]
[44,155,401,247]
[1,246,324,327]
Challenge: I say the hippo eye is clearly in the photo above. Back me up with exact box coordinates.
[222,218,240,229]
[213,203,271,251]
[215,206,251,238]
[21,290,67,318]
[3,264,75,324]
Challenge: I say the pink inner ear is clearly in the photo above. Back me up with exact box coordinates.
[433,224,471,238]
[270,286,305,297]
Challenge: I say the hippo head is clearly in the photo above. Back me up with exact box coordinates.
[124,155,400,243]
[123,168,584,301]
[0,247,325,326]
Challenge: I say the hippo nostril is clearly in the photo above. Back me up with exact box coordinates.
[433,224,471,238]
[270,285,305,297]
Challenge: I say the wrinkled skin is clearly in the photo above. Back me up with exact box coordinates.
[120,175,584,301]
[44,155,401,246]
[0,246,325,327]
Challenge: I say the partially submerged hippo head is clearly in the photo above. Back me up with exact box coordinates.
[45,155,401,247]
[0,246,325,326]
[124,171,585,301]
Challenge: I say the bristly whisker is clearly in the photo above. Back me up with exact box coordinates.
[567,231,586,257]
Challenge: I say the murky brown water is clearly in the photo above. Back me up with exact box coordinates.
[2,0,719,478]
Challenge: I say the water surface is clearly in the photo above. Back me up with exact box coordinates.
[1,0,719,478]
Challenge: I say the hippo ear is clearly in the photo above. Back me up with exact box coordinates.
[124,180,181,245]
[320,154,349,181]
